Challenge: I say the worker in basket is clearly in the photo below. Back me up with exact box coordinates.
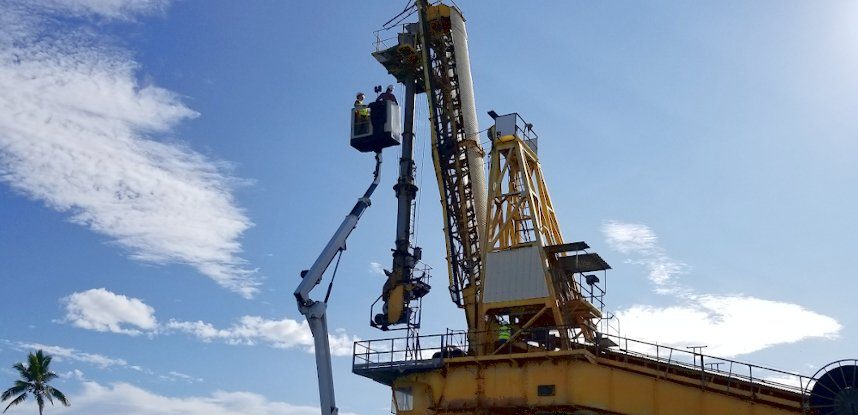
[376,84,398,104]
[353,92,370,136]
[354,92,369,119]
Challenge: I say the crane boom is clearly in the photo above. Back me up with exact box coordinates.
[415,0,487,330]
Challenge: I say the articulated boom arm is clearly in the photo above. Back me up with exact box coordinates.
[294,153,382,415]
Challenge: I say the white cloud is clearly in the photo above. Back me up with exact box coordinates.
[616,295,841,356]
[5,340,210,384]
[369,262,386,276]
[165,371,203,383]
[61,369,88,381]
[166,316,358,357]
[2,381,360,415]
[602,220,842,356]
[602,221,687,292]
[763,374,806,389]
[0,0,258,297]
[56,289,358,356]
[602,221,658,254]
[27,0,169,20]
[63,288,157,335]
[11,342,128,369]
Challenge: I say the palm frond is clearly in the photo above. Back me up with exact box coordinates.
[40,354,52,369]
[47,387,70,407]
[43,371,58,382]
[28,352,39,368]
[1,381,30,401]
[11,363,31,382]
[29,351,46,382]
[38,354,52,377]
[2,393,26,413]
[35,392,45,415]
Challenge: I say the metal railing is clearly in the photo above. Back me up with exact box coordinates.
[367,263,432,332]
[605,334,813,394]
[353,326,813,395]
[353,331,449,369]
[572,271,607,313]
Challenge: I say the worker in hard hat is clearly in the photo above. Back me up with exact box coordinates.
[354,92,369,118]
[353,92,370,135]
[496,317,511,352]
[376,84,398,104]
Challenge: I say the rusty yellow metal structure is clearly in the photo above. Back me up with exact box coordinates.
[479,122,603,349]
[386,348,803,414]
[358,2,811,414]
[353,129,808,415]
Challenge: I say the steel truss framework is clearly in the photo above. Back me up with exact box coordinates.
[482,136,600,349]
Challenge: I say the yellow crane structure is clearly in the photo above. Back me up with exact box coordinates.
[327,2,855,414]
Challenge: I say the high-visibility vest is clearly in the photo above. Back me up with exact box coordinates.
[498,324,511,341]
[354,100,369,117]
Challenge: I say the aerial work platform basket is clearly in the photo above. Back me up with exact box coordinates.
[351,100,401,153]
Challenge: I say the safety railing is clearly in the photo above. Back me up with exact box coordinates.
[352,332,449,370]
[367,262,432,331]
[353,326,813,395]
[510,112,538,154]
[572,270,607,313]
[352,106,371,137]
[605,334,813,394]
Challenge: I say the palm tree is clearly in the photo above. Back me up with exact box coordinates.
[1,350,69,414]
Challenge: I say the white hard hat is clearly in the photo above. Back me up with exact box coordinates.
[386,84,394,92]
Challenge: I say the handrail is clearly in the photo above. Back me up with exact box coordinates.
[352,326,813,394]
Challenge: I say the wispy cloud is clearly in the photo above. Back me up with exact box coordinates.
[0,0,258,297]
[164,371,203,384]
[602,220,841,356]
[26,0,169,20]
[2,380,360,415]
[369,262,386,276]
[603,220,688,293]
[165,317,357,357]
[61,369,87,381]
[58,289,357,356]
[3,339,205,385]
[602,221,659,254]
[4,340,128,369]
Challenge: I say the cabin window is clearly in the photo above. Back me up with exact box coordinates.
[393,387,413,411]
[537,384,556,396]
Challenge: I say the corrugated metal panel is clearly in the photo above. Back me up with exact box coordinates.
[483,245,549,303]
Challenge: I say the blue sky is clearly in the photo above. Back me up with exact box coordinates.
[1,1,856,414]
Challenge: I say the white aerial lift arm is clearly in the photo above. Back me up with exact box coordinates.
[294,152,382,415]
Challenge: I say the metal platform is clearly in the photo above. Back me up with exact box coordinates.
[352,333,454,385]
[353,328,813,395]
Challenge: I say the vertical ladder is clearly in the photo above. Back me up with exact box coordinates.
[418,6,483,316]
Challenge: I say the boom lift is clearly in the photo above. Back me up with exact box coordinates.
[294,100,401,415]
